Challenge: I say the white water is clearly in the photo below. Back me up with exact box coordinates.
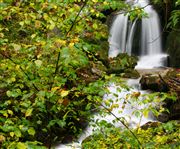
[108,0,167,68]
[56,79,156,149]
[108,14,129,57]
[135,54,168,69]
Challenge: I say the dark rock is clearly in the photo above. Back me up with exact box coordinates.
[76,61,107,83]
[157,112,170,122]
[170,100,180,120]
[141,121,161,130]
[140,73,169,92]
[139,68,180,122]
[166,31,180,68]
[121,69,140,79]
[107,53,139,78]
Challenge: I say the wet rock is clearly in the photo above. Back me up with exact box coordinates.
[107,53,139,78]
[170,100,180,120]
[139,68,180,122]
[157,112,170,122]
[141,121,161,130]
[77,61,107,83]
[121,69,140,78]
[140,73,169,92]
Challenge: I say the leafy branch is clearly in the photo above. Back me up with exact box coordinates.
[0,52,39,91]
[51,0,89,89]
[99,102,142,147]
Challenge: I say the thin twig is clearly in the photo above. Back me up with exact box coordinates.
[66,0,88,36]
[50,0,89,90]
[99,102,142,147]
[114,3,151,16]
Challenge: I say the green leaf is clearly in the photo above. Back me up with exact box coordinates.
[15,129,22,138]
[28,127,36,136]
[17,142,27,149]
[93,23,98,29]
[143,109,149,118]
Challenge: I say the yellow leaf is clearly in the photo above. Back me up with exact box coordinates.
[0,135,5,142]
[90,9,95,13]
[0,33,4,38]
[55,39,66,46]
[60,90,69,97]
[12,43,21,51]
[68,42,74,48]
[143,109,149,118]
[19,21,24,26]
[3,112,8,118]
[132,92,141,98]
[10,77,16,82]
[58,98,63,104]
[51,86,60,91]
[25,108,33,117]
[15,65,20,70]
[35,20,41,28]
[176,73,180,78]
[7,110,13,115]
[10,132,15,137]
[43,13,49,20]
[31,34,36,39]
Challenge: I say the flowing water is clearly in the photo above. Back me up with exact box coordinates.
[109,0,167,68]
[56,79,156,149]
[56,0,164,148]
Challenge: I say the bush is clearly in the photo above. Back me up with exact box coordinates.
[0,0,126,148]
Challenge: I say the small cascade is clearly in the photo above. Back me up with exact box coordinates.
[56,79,156,149]
[108,0,167,68]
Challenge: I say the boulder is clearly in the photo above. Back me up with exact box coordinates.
[140,73,169,92]
[107,53,140,78]
[139,68,180,122]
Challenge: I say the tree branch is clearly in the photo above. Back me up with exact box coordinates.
[51,0,89,89]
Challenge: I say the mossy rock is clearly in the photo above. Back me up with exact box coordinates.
[166,31,180,68]
[107,53,139,78]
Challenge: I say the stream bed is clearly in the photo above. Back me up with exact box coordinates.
[56,79,157,149]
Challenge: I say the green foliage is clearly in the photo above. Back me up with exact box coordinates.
[82,112,180,149]
[0,0,125,147]
[167,0,180,29]
[108,53,138,71]
[152,0,180,29]
[82,120,180,149]
[81,86,179,149]
[0,0,178,148]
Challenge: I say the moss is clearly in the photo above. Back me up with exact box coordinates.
[166,31,180,68]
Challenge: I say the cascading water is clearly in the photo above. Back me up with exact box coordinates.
[56,79,156,149]
[108,0,168,68]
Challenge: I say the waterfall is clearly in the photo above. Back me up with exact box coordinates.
[108,0,168,68]
[108,14,129,57]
